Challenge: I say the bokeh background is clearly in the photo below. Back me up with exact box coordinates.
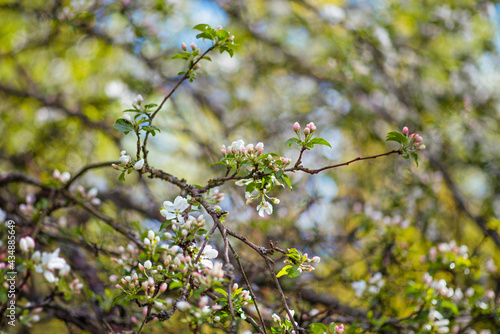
[1,0,499,333]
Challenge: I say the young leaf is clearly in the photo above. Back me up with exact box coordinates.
[113,119,134,133]
[410,151,419,167]
[276,265,292,278]
[285,138,302,147]
[309,137,332,148]
[386,131,407,145]
[193,23,210,31]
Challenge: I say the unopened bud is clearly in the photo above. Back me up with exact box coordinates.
[293,122,301,131]
[181,42,187,51]
[190,43,197,50]
[402,126,409,134]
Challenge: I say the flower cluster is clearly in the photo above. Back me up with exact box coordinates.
[352,272,385,297]
[53,169,71,183]
[221,139,265,158]
[423,240,471,273]
[277,248,321,278]
[32,248,71,283]
[19,194,36,216]
[76,185,101,205]
[19,236,35,253]
[175,295,224,325]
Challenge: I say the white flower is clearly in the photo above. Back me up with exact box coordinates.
[19,238,28,252]
[352,280,367,297]
[256,201,273,217]
[34,248,70,283]
[272,313,281,323]
[87,187,98,198]
[199,245,218,269]
[134,159,144,170]
[177,301,190,310]
[230,139,245,152]
[160,196,190,224]
[119,155,130,165]
[144,260,152,269]
[235,179,252,186]
[60,172,71,183]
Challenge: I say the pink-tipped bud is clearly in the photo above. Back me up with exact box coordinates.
[419,145,426,150]
[304,127,310,135]
[255,142,264,154]
[402,126,409,134]
[181,42,187,51]
[293,122,301,131]
[221,145,226,155]
[115,284,122,289]
[416,135,423,142]
[409,133,415,138]
[160,282,168,292]
[190,43,197,50]
[141,281,149,291]
[233,283,238,290]
[217,25,223,31]
[306,122,316,131]
[138,263,144,271]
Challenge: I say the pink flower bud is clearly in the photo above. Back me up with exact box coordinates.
[306,122,316,131]
[409,133,415,138]
[255,142,264,154]
[304,127,310,135]
[217,25,223,31]
[181,42,187,51]
[160,282,168,292]
[221,145,226,155]
[293,122,301,131]
[419,145,426,150]
[138,263,144,271]
[190,43,197,50]
[115,284,122,289]
[402,126,409,134]
[416,135,423,142]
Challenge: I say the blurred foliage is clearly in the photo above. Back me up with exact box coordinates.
[0,0,499,333]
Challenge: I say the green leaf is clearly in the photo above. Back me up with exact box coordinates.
[285,138,302,147]
[196,32,214,41]
[386,131,407,145]
[144,103,157,108]
[282,174,292,190]
[309,137,332,148]
[201,56,212,61]
[309,323,328,334]
[193,23,210,31]
[287,265,302,278]
[216,29,230,40]
[215,288,228,297]
[410,151,419,167]
[441,300,459,315]
[172,54,188,60]
[118,171,126,182]
[277,265,292,278]
[113,119,134,133]
[177,71,186,75]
